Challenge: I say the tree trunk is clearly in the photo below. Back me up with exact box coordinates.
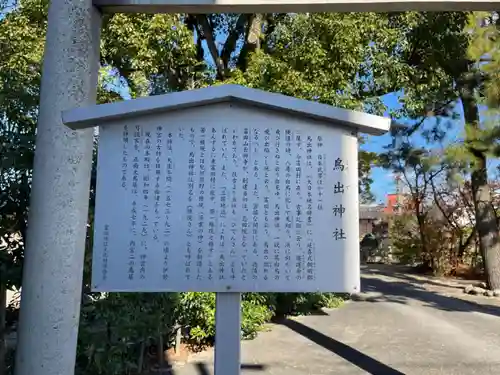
[461,89,500,290]
[471,160,500,288]
[457,226,475,261]
[158,334,164,369]
[237,14,262,72]
[414,198,429,266]
[416,215,427,253]
[0,284,6,375]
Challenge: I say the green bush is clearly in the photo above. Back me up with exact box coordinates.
[178,292,273,347]
[177,292,216,347]
[265,292,345,318]
[76,292,179,375]
[240,295,273,340]
[177,292,345,346]
[1,290,344,375]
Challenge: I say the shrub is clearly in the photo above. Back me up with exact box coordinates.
[3,290,347,375]
[389,214,475,276]
[240,298,273,340]
[265,292,345,318]
[4,291,345,375]
[177,292,216,347]
[179,292,273,346]
[76,292,179,375]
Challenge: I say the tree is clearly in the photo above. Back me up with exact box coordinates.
[359,139,378,203]
[379,127,450,271]
[430,177,478,266]
[376,11,500,288]
[0,2,45,371]
[436,12,500,288]
[466,12,500,288]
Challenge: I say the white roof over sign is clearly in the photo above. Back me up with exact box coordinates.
[62,84,391,136]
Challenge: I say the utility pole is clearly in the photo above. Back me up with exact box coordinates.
[394,173,402,214]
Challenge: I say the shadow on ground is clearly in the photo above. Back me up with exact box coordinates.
[164,318,403,375]
[160,265,500,375]
[364,265,467,289]
[279,318,405,375]
[359,266,500,318]
[161,359,266,375]
[192,362,266,375]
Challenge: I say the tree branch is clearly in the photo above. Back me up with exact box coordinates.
[430,175,457,229]
[406,98,456,136]
[237,14,263,72]
[221,14,250,72]
[195,15,225,80]
[353,84,398,101]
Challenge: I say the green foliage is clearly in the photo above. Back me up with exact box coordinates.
[224,13,396,109]
[389,214,423,265]
[467,12,500,109]
[0,0,44,292]
[76,292,180,375]
[177,292,216,347]
[101,13,203,97]
[180,292,276,344]
[240,294,274,340]
[378,11,500,287]
[359,137,379,203]
[72,290,343,374]
[265,292,344,318]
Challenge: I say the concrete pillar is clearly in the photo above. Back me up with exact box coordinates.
[14,1,101,374]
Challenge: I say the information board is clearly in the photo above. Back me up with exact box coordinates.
[92,103,359,293]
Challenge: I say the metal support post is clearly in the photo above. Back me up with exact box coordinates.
[214,292,241,375]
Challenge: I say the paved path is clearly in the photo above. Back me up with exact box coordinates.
[172,265,500,375]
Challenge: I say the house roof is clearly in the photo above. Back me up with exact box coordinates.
[359,204,385,220]
[62,84,391,136]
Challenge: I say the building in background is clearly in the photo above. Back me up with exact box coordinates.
[359,203,385,239]
[359,189,408,239]
[359,190,409,263]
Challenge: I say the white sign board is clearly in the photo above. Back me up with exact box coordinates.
[92,103,360,293]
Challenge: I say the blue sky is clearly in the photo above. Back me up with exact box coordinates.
[362,92,403,204]
[362,138,394,204]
